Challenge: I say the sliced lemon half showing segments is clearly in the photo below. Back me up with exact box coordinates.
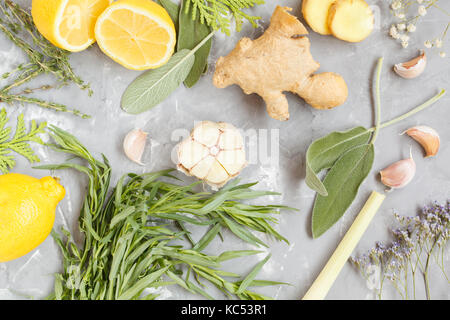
[95,0,176,70]
[32,0,112,52]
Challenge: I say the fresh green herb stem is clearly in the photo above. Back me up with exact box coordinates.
[370,57,384,145]
[371,89,446,131]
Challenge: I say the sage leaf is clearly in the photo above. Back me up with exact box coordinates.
[121,49,195,114]
[306,127,371,196]
[178,0,213,88]
[156,0,179,29]
[312,144,375,238]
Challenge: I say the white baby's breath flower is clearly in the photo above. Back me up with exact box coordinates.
[391,1,401,10]
[396,12,406,19]
[397,23,406,31]
[418,5,427,16]
[400,34,410,42]
[401,40,409,48]
[407,24,416,32]
[389,25,400,39]
[440,52,446,58]
[417,0,423,3]
[435,39,443,48]
[424,40,432,48]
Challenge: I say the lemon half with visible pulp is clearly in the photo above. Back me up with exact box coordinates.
[95,0,176,70]
[0,173,65,262]
[32,0,112,52]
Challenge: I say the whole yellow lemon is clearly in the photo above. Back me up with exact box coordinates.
[0,173,65,262]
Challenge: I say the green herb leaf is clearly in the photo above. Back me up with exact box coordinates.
[237,254,271,294]
[156,0,179,28]
[305,127,371,196]
[312,144,375,238]
[193,223,221,251]
[184,0,265,35]
[118,266,170,300]
[0,108,46,173]
[121,49,195,114]
[178,0,213,88]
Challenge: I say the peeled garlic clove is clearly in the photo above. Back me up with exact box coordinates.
[380,156,416,189]
[404,125,440,157]
[394,50,426,79]
[177,121,247,189]
[123,128,148,165]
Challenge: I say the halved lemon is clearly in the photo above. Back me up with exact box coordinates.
[32,0,112,52]
[94,0,176,70]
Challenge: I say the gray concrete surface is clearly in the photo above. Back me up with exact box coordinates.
[0,0,449,300]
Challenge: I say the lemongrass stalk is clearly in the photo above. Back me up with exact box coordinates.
[303,191,386,300]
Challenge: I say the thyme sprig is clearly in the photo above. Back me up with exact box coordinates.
[0,0,91,118]
[36,126,292,300]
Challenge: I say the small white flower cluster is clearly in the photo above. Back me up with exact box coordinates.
[389,0,447,57]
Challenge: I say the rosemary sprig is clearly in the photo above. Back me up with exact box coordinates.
[36,126,292,300]
[0,0,91,118]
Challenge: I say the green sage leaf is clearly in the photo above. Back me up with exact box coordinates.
[305,126,371,196]
[121,49,195,114]
[312,144,375,238]
[156,0,179,29]
[177,0,213,88]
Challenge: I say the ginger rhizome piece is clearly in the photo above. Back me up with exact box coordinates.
[213,6,348,121]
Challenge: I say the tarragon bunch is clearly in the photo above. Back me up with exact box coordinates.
[0,108,46,173]
[36,127,291,300]
[185,0,265,35]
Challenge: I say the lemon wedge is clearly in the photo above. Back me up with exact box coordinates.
[94,0,176,70]
[32,0,112,52]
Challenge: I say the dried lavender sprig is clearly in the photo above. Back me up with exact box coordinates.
[351,201,449,300]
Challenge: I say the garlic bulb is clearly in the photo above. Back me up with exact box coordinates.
[380,155,416,189]
[177,121,247,189]
[394,50,426,79]
[123,128,148,165]
[404,125,440,157]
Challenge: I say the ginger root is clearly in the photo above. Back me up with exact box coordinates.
[213,6,348,121]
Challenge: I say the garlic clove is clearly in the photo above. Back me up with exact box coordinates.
[404,125,440,157]
[217,149,247,175]
[190,156,215,179]
[177,139,209,169]
[193,121,221,147]
[123,128,148,165]
[206,160,229,185]
[219,128,244,149]
[380,156,416,189]
[394,50,426,79]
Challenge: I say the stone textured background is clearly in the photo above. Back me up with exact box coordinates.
[0,0,448,299]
